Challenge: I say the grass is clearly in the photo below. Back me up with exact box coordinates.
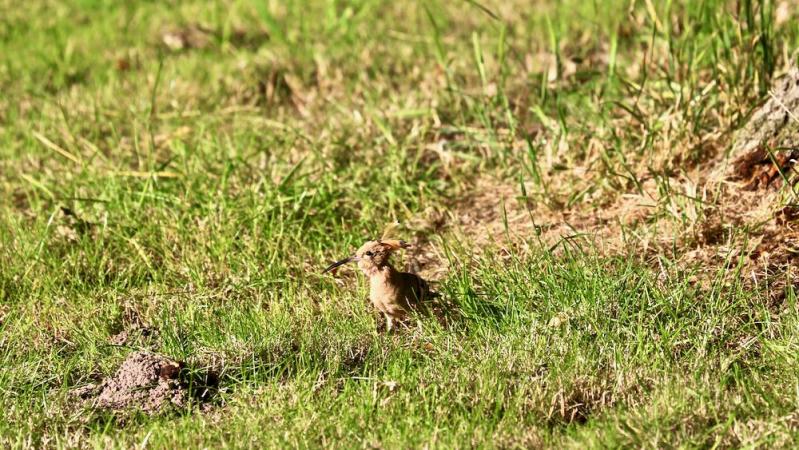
[3,0,799,448]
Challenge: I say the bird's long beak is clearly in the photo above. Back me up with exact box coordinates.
[322,255,359,274]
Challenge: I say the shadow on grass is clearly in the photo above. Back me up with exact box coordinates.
[435,286,511,330]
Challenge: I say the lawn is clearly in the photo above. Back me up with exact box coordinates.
[3,0,799,448]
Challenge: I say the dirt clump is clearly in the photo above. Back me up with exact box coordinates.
[54,206,95,243]
[74,351,218,414]
[97,352,187,412]
[108,330,130,346]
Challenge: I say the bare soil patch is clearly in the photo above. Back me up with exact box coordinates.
[686,68,799,290]
[418,67,799,295]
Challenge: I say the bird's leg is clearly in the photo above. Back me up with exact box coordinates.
[385,315,394,333]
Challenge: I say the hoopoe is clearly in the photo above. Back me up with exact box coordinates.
[323,239,434,331]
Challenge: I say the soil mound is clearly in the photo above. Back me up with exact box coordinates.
[74,351,218,414]
[97,352,187,412]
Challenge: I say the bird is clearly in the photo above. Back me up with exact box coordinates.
[323,239,434,332]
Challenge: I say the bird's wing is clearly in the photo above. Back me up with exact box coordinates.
[402,272,435,304]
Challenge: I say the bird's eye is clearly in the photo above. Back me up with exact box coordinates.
[365,251,374,257]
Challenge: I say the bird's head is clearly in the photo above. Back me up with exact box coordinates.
[322,239,411,276]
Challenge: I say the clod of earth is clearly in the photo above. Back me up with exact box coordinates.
[54,206,95,243]
[108,330,129,346]
[75,352,218,414]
